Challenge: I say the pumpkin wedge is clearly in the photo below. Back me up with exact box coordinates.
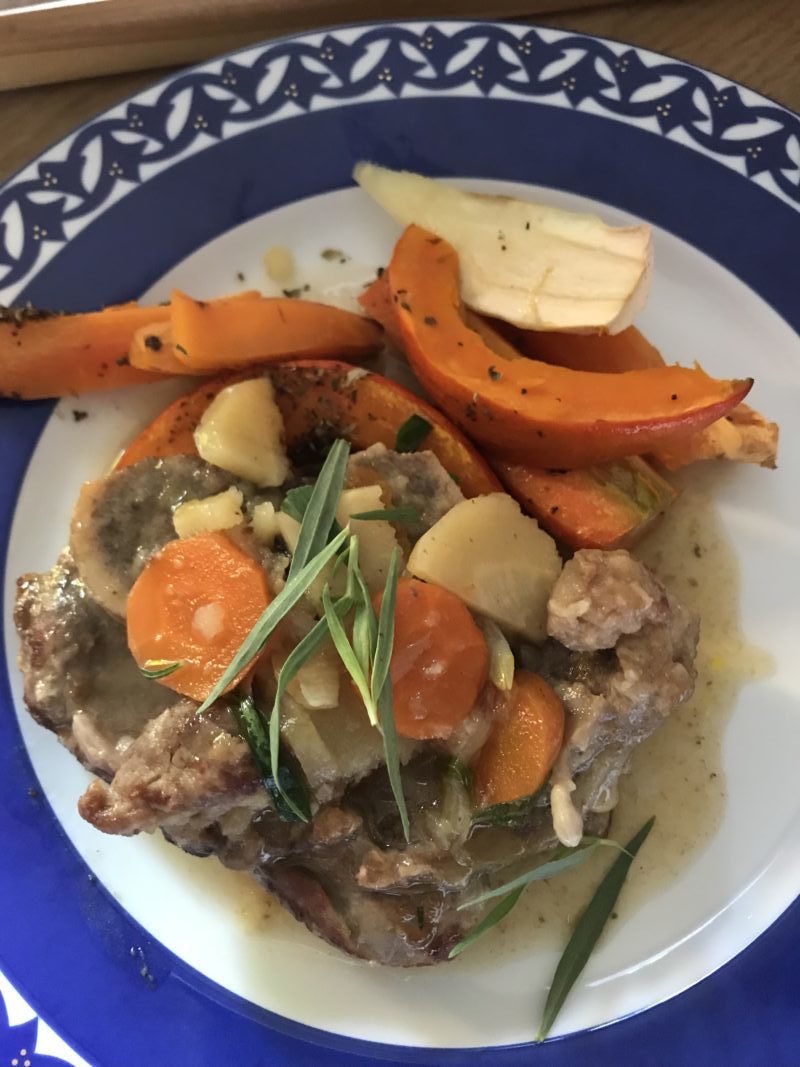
[0,303,171,399]
[509,320,777,469]
[362,271,676,548]
[387,225,752,468]
[116,360,500,498]
[169,289,382,370]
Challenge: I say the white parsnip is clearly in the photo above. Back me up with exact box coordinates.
[407,493,562,642]
[354,162,652,334]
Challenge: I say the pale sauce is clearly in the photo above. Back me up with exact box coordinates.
[476,463,773,959]
[150,466,773,959]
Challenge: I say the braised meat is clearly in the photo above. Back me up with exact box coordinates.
[13,454,699,966]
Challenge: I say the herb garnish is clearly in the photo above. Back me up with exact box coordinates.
[288,438,350,578]
[445,757,473,795]
[196,525,349,720]
[395,414,432,453]
[449,836,632,961]
[459,839,627,910]
[351,506,420,524]
[535,817,655,1041]
[230,694,311,822]
[322,543,409,840]
[449,887,524,959]
[471,790,545,829]
[374,548,410,841]
[140,659,183,680]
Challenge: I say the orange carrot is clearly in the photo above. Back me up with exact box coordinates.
[473,670,565,807]
[0,303,171,399]
[127,531,271,703]
[375,577,489,740]
[170,288,382,370]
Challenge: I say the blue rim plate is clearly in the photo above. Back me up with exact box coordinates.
[1,19,799,1066]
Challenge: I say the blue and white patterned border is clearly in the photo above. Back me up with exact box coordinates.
[0,975,88,1067]
[0,20,798,305]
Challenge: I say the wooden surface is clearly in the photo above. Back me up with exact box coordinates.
[0,0,797,184]
[0,0,613,91]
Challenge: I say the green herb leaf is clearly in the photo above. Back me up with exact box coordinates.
[449,886,525,960]
[370,545,400,704]
[395,414,433,453]
[280,484,314,523]
[373,547,410,842]
[289,438,350,578]
[196,524,350,715]
[322,583,377,724]
[268,596,353,818]
[472,789,546,829]
[459,838,624,910]
[445,757,473,795]
[535,817,656,1041]
[139,659,183,680]
[350,507,421,525]
[230,694,311,822]
[349,539,377,681]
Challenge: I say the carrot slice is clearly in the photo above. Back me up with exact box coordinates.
[473,670,565,808]
[170,289,382,370]
[0,303,171,399]
[127,531,271,703]
[376,577,489,740]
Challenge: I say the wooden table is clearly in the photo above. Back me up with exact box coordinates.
[1,0,797,182]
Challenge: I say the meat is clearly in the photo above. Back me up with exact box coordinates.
[78,700,263,834]
[13,450,700,967]
[525,548,699,846]
[547,549,670,651]
[14,550,173,775]
[348,443,463,539]
[69,455,248,616]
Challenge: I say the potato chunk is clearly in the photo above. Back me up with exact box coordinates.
[335,484,402,594]
[407,493,562,642]
[172,487,244,538]
[194,377,290,487]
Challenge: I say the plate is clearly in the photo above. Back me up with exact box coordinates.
[1,19,800,1066]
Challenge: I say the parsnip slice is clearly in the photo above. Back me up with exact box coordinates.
[354,162,652,334]
[407,493,562,642]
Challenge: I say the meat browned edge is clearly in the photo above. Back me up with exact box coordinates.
[13,453,699,966]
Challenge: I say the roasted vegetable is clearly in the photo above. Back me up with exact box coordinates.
[169,289,382,370]
[127,531,272,702]
[494,457,676,550]
[0,303,170,399]
[374,577,489,740]
[473,671,565,808]
[116,361,501,498]
[407,492,562,643]
[386,225,752,468]
[355,162,652,334]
